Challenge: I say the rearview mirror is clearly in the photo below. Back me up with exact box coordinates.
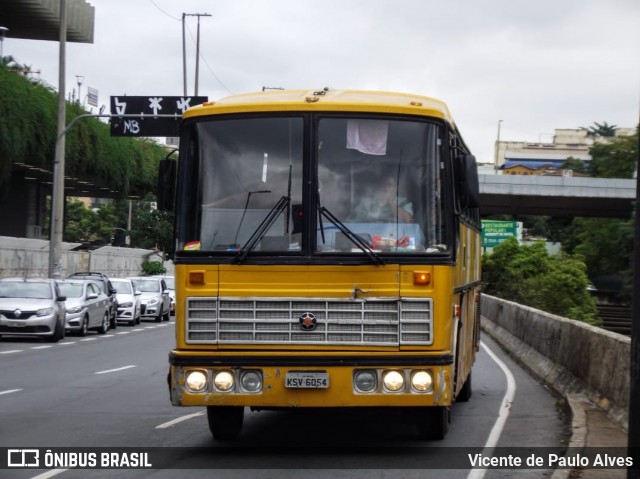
[157,157,177,212]
[455,154,480,209]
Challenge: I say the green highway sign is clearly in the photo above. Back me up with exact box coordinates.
[481,220,521,248]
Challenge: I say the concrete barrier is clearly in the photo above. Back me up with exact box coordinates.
[0,236,174,278]
[481,294,630,429]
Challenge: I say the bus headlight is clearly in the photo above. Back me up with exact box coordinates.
[354,370,377,393]
[213,371,235,391]
[382,370,404,392]
[411,370,433,392]
[240,370,262,392]
[185,370,208,392]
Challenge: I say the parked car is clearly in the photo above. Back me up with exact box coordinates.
[67,272,118,329]
[0,278,67,342]
[56,279,111,336]
[155,275,175,315]
[110,278,141,326]
[128,276,171,322]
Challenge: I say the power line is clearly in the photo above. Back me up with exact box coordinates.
[148,0,181,21]
[184,21,234,96]
[148,2,234,96]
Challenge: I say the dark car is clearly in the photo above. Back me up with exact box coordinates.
[67,272,118,329]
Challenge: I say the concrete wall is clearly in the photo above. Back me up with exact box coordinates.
[0,236,174,278]
[481,294,630,429]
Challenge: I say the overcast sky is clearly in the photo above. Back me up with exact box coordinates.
[4,0,639,163]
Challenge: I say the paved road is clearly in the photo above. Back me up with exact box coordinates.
[0,323,568,478]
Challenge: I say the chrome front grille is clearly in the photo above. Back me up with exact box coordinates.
[185,297,432,346]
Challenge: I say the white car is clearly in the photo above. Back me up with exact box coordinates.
[56,279,111,336]
[111,278,141,326]
[128,277,171,322]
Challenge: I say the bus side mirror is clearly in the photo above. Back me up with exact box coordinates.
[455,154,480,209]
[157,158,177,212]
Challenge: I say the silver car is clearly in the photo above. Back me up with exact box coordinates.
[57,279,111,336]
[111,278,141,326]
[154,275,175,315]
[129,277,171,322]
[0,278,67,342]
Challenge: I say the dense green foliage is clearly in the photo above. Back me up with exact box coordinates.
[0,63,167,196]
[65,199,118,245]
[483,237,599,324]
[63,194,174,258]
[141,261,167,276]
[588,134,637,179]
[127,194,175,259]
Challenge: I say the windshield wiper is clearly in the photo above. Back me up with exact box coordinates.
[236,195,289,264]
[318,206,384,265]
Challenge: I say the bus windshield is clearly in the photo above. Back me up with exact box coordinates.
[178,114,448,257]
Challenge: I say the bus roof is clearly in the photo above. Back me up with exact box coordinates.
[183,89,455,124]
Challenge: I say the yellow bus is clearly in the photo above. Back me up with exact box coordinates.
[159,88,482,441]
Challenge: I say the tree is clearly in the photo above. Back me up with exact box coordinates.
[588,134,637,179]
[483,237,598,324]
[560,156,589,175]
[586,121,618,138]
[128,193,175,260]
[64,199,117,245]
[1,62,168,197]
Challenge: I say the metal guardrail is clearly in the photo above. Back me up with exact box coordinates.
[598,304,632,335]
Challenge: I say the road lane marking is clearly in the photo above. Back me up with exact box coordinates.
[94,365,137,375]
[0,388,22,396]
[3,323,171,356]
[466,341,517,479]
[156,410,206,429]
[30,469,68,479]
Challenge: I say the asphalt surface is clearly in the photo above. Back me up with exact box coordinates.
[1,323,571,478]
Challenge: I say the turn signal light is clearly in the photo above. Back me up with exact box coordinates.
[413,271,431,285]
[189,271,205,285]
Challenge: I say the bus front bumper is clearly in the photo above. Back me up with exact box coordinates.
[169,353,453,408]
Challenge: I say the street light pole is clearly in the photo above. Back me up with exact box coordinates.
[494,119,503,172]
[181,13,187,96]
[48,0,67,278]
[76,75,84,106]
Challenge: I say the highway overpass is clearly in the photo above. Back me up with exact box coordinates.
[479,174,636,218]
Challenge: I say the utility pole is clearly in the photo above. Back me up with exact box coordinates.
[182,13,211,96]
[628,117,640,478]
[48,0,67,278]
[181,13,187,96]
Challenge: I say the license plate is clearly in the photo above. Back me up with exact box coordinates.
[8,321,26,327]
[285,371,329,389]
